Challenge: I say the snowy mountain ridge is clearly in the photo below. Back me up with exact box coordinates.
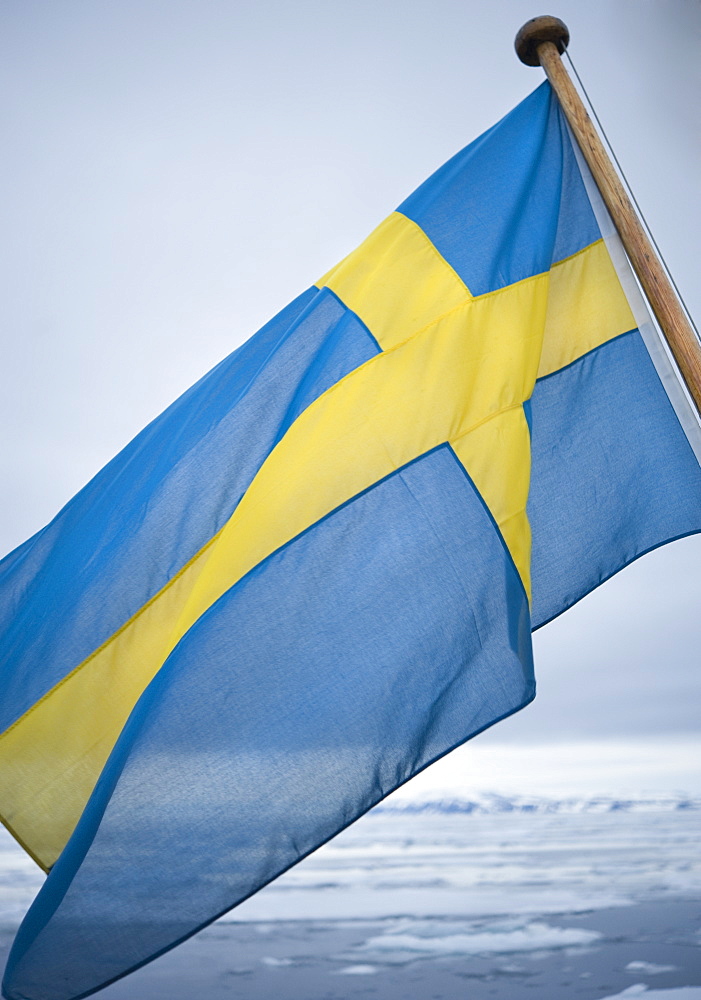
[376,792,700,815]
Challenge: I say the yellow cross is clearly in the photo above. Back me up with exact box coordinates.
[0,212,634,870]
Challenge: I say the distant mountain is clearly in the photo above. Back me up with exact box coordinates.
[375,792,700,815]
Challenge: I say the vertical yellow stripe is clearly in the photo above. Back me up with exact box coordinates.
[319,212,472,350]
[452,407,532,594]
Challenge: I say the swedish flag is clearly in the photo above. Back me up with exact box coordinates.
[2,81,700,1000]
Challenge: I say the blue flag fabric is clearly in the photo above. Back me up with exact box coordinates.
[2,81,701,1000]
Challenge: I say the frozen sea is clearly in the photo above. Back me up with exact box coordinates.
[1,779,700,1000]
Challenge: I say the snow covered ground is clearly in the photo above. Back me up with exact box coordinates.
[1,785,700,999]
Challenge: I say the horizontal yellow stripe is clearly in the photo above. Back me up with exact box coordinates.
[171,275,547,648]
[0,223,636,869]
[321,218,634,379]
[539,239,635,378]
[0,538,216,869]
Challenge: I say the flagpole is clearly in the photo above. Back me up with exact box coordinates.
[515,15,701,418]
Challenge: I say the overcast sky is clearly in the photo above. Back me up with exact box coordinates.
[1,1,699,769]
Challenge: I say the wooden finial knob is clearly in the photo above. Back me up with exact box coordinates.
[515,16,569,66]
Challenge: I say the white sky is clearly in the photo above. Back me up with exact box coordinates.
[0,1,699,785]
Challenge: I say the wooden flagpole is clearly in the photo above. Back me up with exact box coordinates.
[515,15,701,418]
